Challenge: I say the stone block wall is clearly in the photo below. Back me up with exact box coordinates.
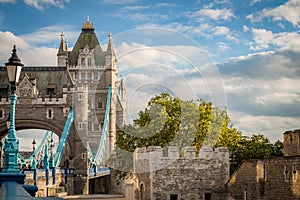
[227,156,300,200]
[134,146,229,200]
[284,129,300,156]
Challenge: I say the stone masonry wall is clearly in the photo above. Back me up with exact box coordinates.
[227,156,300,200]
[134,146,229,200]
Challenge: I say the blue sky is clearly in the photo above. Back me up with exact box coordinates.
[1,0,300,150]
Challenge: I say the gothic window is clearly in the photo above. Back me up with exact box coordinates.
[88,121,92,131]
[81,58,85,66]
[98,101,103,109]
[47,108,53,119]
[94,124,100,131]
[94,73,98,80]
[139,183,145,200]
[88,72,92,80]
[88,58,92,67]
[0,109,4,119]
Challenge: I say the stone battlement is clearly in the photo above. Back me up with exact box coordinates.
[135,145,229,160]
[134,146,229,173]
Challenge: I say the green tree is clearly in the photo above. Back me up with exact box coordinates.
[110,92,284,177]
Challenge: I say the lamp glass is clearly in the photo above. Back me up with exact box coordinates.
[6,65,22,84]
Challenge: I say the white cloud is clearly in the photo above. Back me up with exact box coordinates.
[247,0,300,27]
[98,0,137,5]
[23,0,70,11]
[250,28,300,51]
[229,111,300,142]
[0,31,57,66]
[0,0,15,3]
[154,3,177,8]
[190,7,235,21]
[21,24,78,45]
[243,25,249,32]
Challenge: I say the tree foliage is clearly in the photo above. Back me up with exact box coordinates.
[110,93,284,176]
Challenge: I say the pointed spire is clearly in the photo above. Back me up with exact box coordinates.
[120,76,125,91]
[57,32,66,55]
[65,37,68,51]
[106,32,115,57]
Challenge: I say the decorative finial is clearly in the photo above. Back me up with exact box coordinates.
[87,15,90,22]
[60,32,64,41]
[12,45,16,54]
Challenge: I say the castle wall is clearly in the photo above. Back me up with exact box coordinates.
[134,146,229,200]
[227,156,300,200]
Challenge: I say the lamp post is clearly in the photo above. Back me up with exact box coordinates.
[32,139,36,153]
[2,45,23,173]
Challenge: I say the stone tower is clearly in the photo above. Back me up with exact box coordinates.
[58,17,126,162]
[283,129,300,156]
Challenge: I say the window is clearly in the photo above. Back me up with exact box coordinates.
[47,88,55,97]
[0,109,4,119]
[293,164,297,181]
[88,58,92,67]
[139,183,145,200]
[88,72,92,80]
[98,101,103,109]
[78,122,83,130]
[81,58,85,66]
[170,194,178,200]
[94,73,98,80]
[88,121,92,131]
[285,164,289,182]
[78,94,82,101]
[94,124,100,131]
[47,108,53,119]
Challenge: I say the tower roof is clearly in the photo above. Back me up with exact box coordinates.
[82,16,94,31]
[68,17,105,66]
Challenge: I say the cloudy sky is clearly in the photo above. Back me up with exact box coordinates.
[0,0,300,149]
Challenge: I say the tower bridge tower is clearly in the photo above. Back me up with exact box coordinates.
[59,17,126,157]
[0,17,126,195]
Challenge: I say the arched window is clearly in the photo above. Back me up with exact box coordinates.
[88,58,92,67]
[81,58,85,66]
[139,183,145,200]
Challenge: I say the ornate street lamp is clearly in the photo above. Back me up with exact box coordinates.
[2,45,24,173]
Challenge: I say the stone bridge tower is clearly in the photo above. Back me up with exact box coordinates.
[0,17,126,194]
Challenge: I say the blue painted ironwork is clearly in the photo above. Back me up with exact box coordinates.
[2,94,20,173]
[94,85,111,164]
[54,108,74,167]
[27,130,52,166]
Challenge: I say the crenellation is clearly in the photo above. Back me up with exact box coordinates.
[167,146,179,159]
[184,146,196,158]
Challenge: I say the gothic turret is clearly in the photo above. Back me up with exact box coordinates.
[105,32,116,70]
[57,32,68,66]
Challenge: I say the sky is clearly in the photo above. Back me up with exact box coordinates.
[0,0,300,150]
